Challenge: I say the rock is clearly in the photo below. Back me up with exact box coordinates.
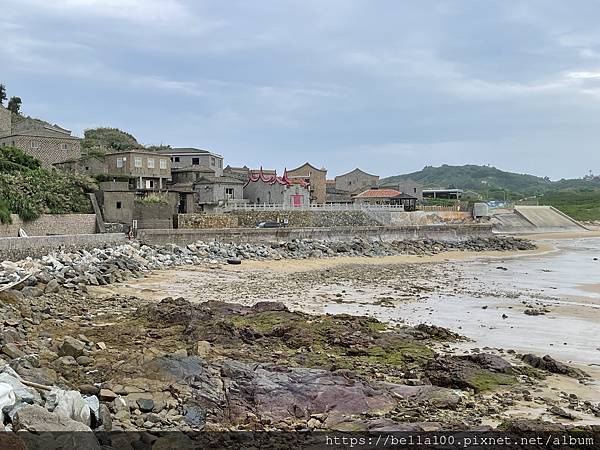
[76,355,93,366]
[2,343,25,359]
[0,382,16,423]
[226,258,241,265]
[44,279,60,294]
[13,404,93,432]
[524,308,545,316]
[20,286,44,298]
[196,340,211,357]
[79,384,100,396]
[53,355,78,368]
[58,336,86,358]
[98,404,112,431]
[0,373,41,404]
[549,405,577,420]
[136,398,154,412]
[46,388,91,427]
[96,342,107,350]
[99,388,118,402]
[172,349,188,358]
[520,354,588,379]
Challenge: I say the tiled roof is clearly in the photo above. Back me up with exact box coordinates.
[354,188,401,198]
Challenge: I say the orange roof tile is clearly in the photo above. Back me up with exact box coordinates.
[354,188,401,198]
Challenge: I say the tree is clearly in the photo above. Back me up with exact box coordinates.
[0,85,6,106]
[7,96,21,114]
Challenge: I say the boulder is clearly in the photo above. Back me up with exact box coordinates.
[46,388,91,427]
[58,336,86,358]
[0,373,41,404]
[13,404,93,432]
[2,343,26,359]
[44,279,61,294]
[99,388,117,402]
[20,287,43,298]
[520,354,588,379]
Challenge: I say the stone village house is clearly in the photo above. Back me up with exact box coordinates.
[243,168,310,207]
[286,162,327,204]
[0,106,81,167]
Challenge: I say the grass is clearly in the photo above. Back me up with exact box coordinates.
[539,189,600,221]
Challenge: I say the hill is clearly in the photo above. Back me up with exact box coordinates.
[381,165,554,196]
[81,127,140,153]
[381,164,600,198]
[381,164,600,220]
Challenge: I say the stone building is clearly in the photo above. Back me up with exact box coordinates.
[159,147,224,176]
[378,179,423,201]
[0,106,81,167]
[287,162,327,204]
[53,154,108,175]
[193,174,245,211]
[352,188,402,205]
[243,169,310,207]
[96,181,135,225]
[104,149,172,191]
[335,168,379,193]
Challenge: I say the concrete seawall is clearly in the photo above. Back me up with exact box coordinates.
[138,224,494,246]
[0,233,127,261]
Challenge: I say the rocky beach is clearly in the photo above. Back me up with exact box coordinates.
[0,235,599,448]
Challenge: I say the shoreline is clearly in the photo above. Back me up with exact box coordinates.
[226,242,555,274]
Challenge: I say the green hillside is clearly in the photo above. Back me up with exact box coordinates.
[0,147,96,223]
[81,127,140,152]
[381,165,555,195]
[381,164,600,220]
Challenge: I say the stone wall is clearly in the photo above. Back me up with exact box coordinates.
[178,213,239,229]
[138,224,494,247]
[231,210,380,228]
[133,202,173,230]
[0,233,126,261]
[0,106,10,135]
[0,214,97,238]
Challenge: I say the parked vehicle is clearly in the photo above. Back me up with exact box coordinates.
[256,221,285,228]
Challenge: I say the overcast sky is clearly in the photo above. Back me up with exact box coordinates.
[2,1,600,179]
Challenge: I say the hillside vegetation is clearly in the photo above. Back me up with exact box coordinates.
[81,127,140,153]
[382,164,600,220]
[0,147,96,223]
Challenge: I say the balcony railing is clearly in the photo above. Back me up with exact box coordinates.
[224,203,406,211]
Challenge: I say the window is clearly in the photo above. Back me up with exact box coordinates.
[134,157,142,168]
[61,143,70,150]
[30,140,40,149]
[192,157,200,165]
[116,201,122,209]
[160,159,167,170]
[145,179,155,189]
[148,158,155,169]
[174,157,180,163]
[210,157,215,166]
[218,159,222,168]
[225,188,235,199]
[414,187,417,193]
[116,157,124,168]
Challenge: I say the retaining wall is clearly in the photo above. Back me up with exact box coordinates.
[0,214,97,238]
[178,213,240,229]
[0,233,127,261]
[179,210,380,229]
[138,224,494,247]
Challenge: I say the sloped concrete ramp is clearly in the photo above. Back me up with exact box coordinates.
[493,206,587,233]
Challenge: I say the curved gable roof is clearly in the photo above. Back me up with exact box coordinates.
[288,162,327,173]
[336,168,378,179]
